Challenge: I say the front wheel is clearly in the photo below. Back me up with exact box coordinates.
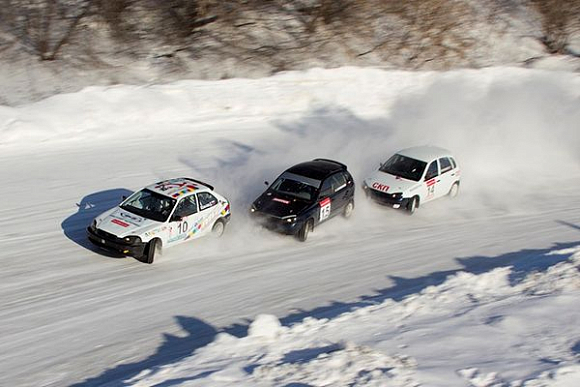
[407,196,418,215]
[296,219,312,242]
[143,239,161,264]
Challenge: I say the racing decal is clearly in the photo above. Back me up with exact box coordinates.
[117,212,143,226]
[111,219,129,227]
[426,178,436,198]
[171,185,198,198]
[319,197,331,221]
[144,226,167,238]
[273,198,290,204]
[220,203,230,216]
[372,182,389,192]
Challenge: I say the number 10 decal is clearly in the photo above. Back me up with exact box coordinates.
[319,197,331,221]
[178,221,189,234]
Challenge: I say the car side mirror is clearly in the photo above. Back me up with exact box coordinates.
[264,181,269,186]
[122,195,127,201]
[171,215,183,222]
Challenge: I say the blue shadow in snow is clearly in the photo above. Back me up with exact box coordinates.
[70,316,218,387]
[61,188,132,255]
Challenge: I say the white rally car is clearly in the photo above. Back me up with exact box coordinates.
[362,146,460,214]
[87,178,231,263]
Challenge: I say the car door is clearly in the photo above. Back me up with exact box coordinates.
[437,157,455,198]
[195,191,221,237]
[423,160,440,203]
[329,172,350,212]
[317,178,334,224]
[168,194,202,245]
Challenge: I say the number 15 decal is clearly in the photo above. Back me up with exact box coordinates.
[319,197,331,221]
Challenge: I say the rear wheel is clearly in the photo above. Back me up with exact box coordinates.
[211,219,226,237]
[343,200,354,218]
[448,182,460,198]
[144,239,161,264]
[407,196,419,215]
[297,219,313,242]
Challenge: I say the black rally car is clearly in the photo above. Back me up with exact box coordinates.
[250,159,355,241]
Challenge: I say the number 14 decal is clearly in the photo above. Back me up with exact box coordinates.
[319,197,331,221]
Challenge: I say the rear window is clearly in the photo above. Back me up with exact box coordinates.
[439,157,453,174]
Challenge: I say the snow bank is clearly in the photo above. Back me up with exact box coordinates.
[125,249,580,387]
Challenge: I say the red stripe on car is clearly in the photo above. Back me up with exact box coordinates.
[112,219,129,227]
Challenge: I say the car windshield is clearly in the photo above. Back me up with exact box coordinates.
[379,154,427,182]
[120,189,176,222]
[270,173,320,201]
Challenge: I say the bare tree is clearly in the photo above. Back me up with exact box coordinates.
[1,0,93,60]
[531,0,580,54]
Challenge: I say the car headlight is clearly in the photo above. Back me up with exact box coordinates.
[250,204,257,213]
[284,215,297,223]
[362,181,369,190]
[124,236,142,245]
[391,192,403,201]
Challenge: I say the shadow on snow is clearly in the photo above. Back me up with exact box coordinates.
[61,188,133,258]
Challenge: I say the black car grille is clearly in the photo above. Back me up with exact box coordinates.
[369,189,402,203]
[94,227,124,244]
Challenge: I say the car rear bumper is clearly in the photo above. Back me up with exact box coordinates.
[365,189,410,209]
[87,226,146,257]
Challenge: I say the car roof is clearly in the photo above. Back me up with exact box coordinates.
[146,177,213,199]
[396,146,453,162]
[285,159,347,181]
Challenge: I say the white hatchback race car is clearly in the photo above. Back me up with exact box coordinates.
[87,178,231,263]
[363,146,460,213]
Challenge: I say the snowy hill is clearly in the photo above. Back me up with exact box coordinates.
[1,66,579,386]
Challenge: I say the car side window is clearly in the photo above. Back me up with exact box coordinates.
[319,178,333,197]
[331,173,347,192]
[425,161,439,180]
[198,192,218,211]
[439,157,453,174]
[174,195,198,217]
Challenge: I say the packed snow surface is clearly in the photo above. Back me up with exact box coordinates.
[0,67,579,386]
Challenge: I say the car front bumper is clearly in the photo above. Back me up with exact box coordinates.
[87,226,146,257]
[365,189,410,209]
[250,212,302,235]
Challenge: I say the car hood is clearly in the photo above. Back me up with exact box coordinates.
[253,192,312,218]
[96,207,160,238]
[364,170,420,194]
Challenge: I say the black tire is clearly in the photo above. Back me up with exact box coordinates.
[211,218,226,238]
[144,239,160,264]
[448,182,460,198]
[296,219,312,242]
[343,200,354,219]
[407,196,419,215]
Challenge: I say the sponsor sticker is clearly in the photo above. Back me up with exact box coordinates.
[372,182,390,192]
[319,197,331,221]
[112,219,129,227]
